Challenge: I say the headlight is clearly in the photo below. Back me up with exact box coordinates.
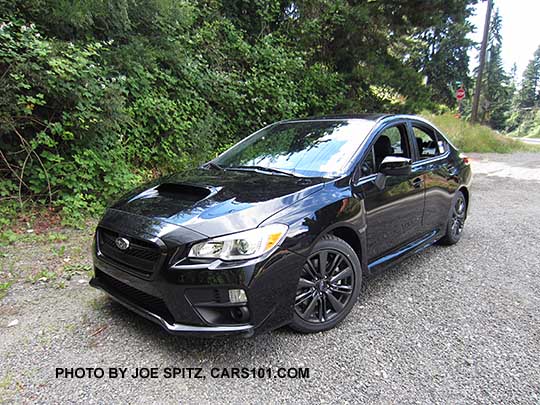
[188,224,288,261]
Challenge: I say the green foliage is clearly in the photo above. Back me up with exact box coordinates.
[0,229,22,246]
[0,19,142,224]
[517,46,540,110]
[509,109,540,138]
[0,4,346,224]
[408,3,474,106]
[287,0,475,111]
[29,269,57,283]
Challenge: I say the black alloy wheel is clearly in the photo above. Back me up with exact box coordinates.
[439,190,467,245]
[451,194,466,237]
[290,235,361,333]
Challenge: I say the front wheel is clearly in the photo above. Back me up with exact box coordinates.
[290,235,361,333]
[439,190,467,245]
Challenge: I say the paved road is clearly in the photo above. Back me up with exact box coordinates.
[516,137,540,145]
[1,153,540,404]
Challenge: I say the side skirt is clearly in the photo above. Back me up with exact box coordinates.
[367,229,439,272]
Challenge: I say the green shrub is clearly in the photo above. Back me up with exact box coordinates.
[0,21,142,223]
[0,10,347,226]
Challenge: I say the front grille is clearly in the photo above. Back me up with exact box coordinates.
[96,269,174,324]
[97,228,161,279]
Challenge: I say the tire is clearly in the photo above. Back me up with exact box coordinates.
[439,190,467,245]
[290,235,362,333]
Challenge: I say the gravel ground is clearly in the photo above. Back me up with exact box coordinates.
[1,153,540,404]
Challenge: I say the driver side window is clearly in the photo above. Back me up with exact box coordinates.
[360,124,410,177]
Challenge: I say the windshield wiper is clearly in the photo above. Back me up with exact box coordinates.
[201,161,223,171]
[227,165,300,177]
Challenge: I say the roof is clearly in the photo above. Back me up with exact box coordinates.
[284,113,392,122]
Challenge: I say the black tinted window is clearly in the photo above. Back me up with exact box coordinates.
[360,124,410,176]
[413,125,439,159]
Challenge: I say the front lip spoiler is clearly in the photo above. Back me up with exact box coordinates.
[89,278,254,337]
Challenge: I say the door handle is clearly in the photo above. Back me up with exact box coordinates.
[411,177,424,188]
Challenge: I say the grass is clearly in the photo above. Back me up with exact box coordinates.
[510,128,540,139]
[0,373,14,404]
[422,112,540,153]
[28,270,57,284]
[0,223,94,292]
[0,282,12,301]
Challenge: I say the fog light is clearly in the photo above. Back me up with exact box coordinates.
[228,289,247,303]
[230,306,250,323]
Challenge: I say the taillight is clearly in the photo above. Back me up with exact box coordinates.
[459,153,470,165]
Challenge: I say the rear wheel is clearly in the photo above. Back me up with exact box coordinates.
[290,235,361,333]
[439,190,467,245]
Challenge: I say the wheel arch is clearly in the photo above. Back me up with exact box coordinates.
[329,227,361,257]
[321,224,368,275]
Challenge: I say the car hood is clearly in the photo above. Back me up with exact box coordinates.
[111,168,326,238]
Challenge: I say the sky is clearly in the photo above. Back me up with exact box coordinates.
[468,0,540,81]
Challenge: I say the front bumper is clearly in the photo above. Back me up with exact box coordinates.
[90,276,255,337]
[90,214,306,336]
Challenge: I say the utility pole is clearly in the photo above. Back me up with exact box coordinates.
[471,0,493,123]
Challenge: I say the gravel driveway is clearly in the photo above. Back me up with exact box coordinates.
[1,153,540,404]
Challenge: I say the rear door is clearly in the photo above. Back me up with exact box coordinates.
[352,121,426,262]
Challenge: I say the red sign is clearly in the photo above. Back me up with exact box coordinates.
[456,88,465,101]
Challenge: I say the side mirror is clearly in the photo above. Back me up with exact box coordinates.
[373,156,412,190]
[379,156,412,177]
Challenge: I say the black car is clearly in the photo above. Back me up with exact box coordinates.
[90,114,472,337]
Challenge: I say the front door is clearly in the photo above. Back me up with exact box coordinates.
[409,121,457,233]
[352,122,426,262]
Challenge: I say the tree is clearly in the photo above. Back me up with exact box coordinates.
[275,0,477,112]
[408,3,475,106]
[518,45,540,109]
[475,8,511,129]
[506,45,540,135]
[509,63,518,88]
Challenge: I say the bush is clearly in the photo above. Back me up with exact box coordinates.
[0,9,347,226]
[0,20,142,223]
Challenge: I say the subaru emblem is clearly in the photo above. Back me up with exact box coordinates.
[115,237,130,250]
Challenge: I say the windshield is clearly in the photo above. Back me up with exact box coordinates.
[214,120,376,178]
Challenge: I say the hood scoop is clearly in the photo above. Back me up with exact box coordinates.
[155,183,212,201]
[121,183,215,218]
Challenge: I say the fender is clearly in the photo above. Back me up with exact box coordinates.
[261,180,370,275]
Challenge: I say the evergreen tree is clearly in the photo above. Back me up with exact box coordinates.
[408,4,475,106]
[507,45,540,135]
[509,63,518,88]
[275,0,477,112]
[518,45,540,109]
